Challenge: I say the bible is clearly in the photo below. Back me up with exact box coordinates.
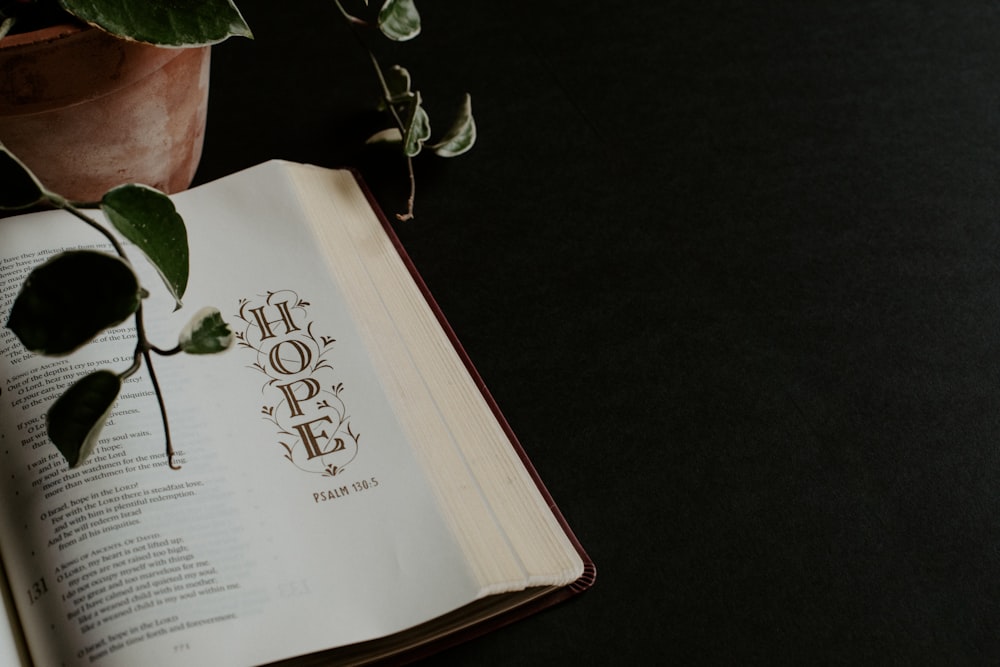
[0,160,594,666]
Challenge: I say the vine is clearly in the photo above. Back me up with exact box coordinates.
[0,147,233,469]
[334,0,477,220]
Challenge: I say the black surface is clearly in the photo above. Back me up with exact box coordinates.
[198,1,1000,663]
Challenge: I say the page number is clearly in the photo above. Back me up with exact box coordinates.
[26,577,47,605]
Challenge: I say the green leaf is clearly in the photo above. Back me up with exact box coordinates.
[402,92,431,157]
[431,93,477,158]
[366,128,403,145]
[7,251,141,356]
[101,184,188,310]
[47,370,121,468]
[378,0,420,41]
[58,0,253,47]
[381,66,430,155]
[178,307,233,354]
[384,65,414,102]
[0,145,45,210]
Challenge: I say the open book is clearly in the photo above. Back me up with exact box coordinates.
[0,161,594,666]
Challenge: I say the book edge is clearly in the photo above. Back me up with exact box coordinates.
[343,168,597,595]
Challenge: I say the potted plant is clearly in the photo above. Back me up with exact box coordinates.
[0,0,252,201]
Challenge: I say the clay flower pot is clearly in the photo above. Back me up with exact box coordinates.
[0,22,210,201]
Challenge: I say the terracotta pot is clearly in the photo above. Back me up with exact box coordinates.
[0,23,210,201]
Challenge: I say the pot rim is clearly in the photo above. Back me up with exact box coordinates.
[0,22,201,116]
[0,21,88,51]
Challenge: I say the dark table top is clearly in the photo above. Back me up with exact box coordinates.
[198,1,1000,663]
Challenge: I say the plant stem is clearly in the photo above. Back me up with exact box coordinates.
[143,345,179,470]
[151,345,183,356]
[119,342,144,380]
[132,304,179,469]
[48,195,129,259]
[333,0,418,220]
[364,51,408,136]
[399,156,416,221]
[331,0,366,26]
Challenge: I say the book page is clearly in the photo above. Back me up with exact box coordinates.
[0,166,482,666]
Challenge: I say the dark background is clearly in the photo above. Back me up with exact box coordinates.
[198,1,1000,664]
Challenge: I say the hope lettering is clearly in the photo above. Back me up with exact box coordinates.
[248,302,345,460]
